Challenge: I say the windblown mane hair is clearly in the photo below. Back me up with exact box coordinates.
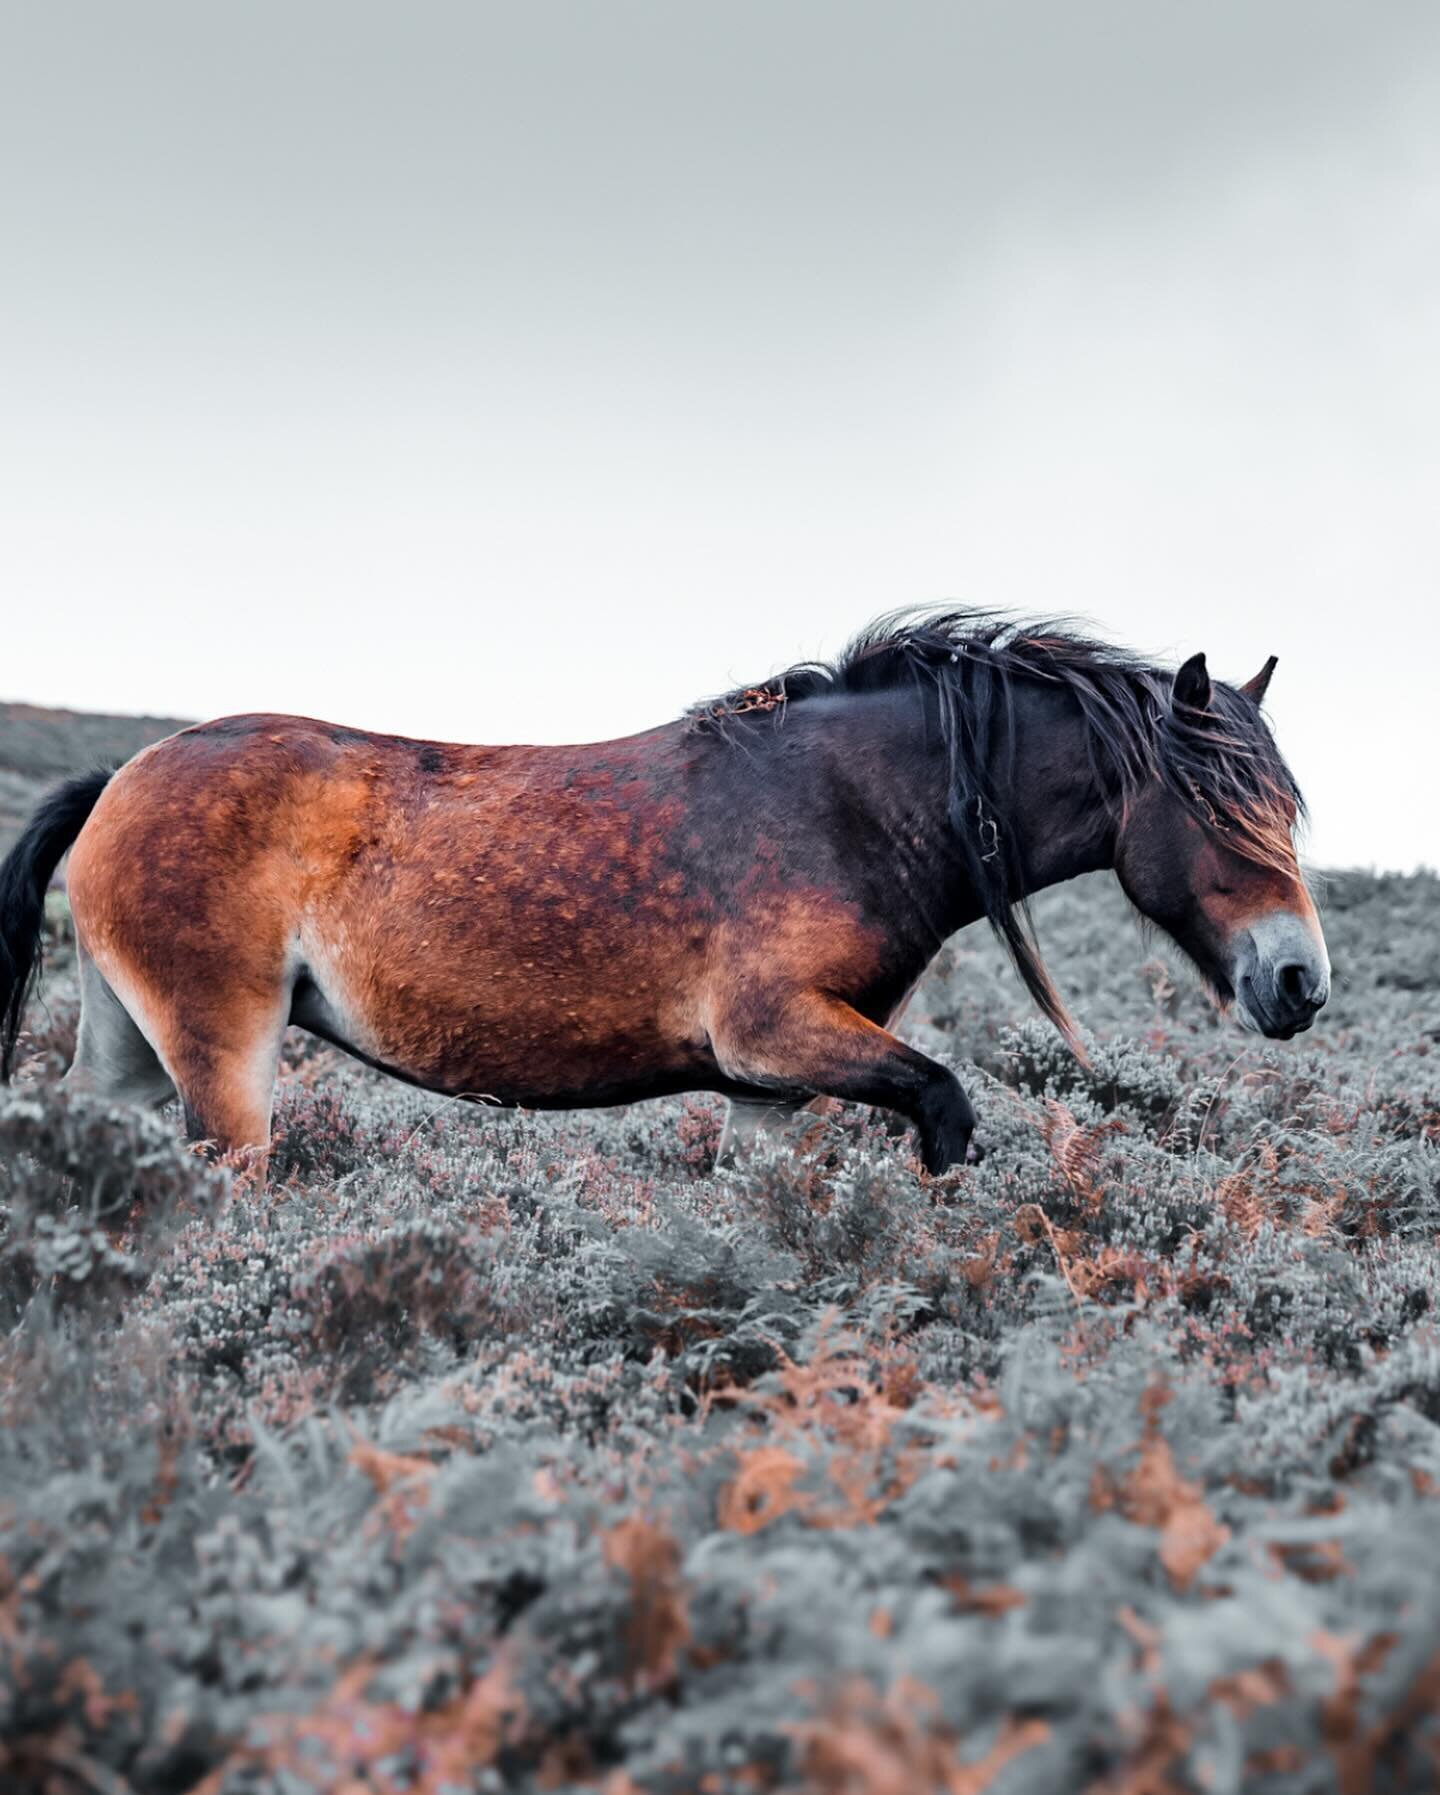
[689,608,1305,1054]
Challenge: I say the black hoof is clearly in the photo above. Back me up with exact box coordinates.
[915,1077,981,1175]
[920,1128,979,1176]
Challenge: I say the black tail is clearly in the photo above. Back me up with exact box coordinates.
[0,770,112,1080]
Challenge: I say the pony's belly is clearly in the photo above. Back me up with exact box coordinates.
[292,948,714,1107]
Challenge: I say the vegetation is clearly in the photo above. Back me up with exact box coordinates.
[1,831,1438,1789]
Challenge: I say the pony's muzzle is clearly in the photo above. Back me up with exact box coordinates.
[1234,912,1330,1039]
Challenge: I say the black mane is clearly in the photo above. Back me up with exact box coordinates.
[689,608,1305,1052]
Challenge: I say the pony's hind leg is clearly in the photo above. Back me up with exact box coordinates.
[94,968,290,1180]
[165,994,289,1179]
[69,951,283,1178]
[65,952,177,1109]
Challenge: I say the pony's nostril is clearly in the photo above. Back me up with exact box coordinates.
[1277,961,1325,1011]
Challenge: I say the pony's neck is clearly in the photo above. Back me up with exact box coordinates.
[1002,680,1121,896]
[811,679,1120,949]
[887,676,1121,940]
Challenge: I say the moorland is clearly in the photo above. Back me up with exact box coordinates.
[1,701,1438,1792]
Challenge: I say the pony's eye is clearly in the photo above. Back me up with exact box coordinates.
[1212,884,1237,898]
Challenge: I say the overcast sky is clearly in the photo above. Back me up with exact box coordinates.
[2,1,1437,869]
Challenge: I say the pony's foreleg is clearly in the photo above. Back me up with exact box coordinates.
[714,992,979,1174]
[715,1097,803,1168]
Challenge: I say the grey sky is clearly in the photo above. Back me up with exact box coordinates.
[3,2,1437,868]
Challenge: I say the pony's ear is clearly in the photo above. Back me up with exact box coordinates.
[1172,652,1212,713]
[1238,655,1278,707]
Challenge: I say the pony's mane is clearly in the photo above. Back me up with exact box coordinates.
[689,608,1305,1055]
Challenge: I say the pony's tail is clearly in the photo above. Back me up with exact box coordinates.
[0,770,111,1081]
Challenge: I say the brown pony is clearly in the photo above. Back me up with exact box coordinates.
[0,612,1328,1178]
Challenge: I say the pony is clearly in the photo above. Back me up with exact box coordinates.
[0,611,1328,1179]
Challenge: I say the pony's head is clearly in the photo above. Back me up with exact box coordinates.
[1113,652,1328,1039]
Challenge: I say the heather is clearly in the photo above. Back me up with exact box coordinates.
[2,866,1439,1792]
